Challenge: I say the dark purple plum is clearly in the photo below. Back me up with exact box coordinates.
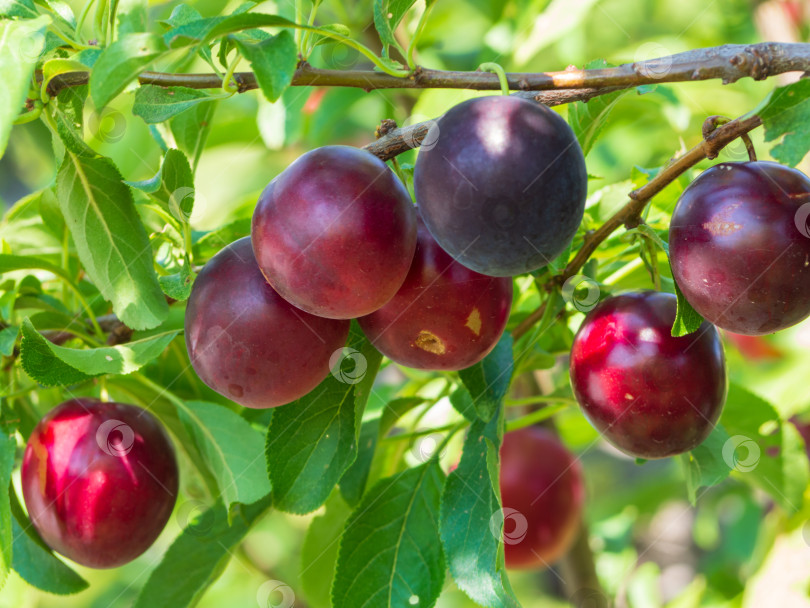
[185,237,349,408]
[251,146,417,319]
[670,161,810,335]
[22,399,178,569]
[358,217,512,370]
[500,427,585,569]
[413,96,587,277]
[569,292,726,459]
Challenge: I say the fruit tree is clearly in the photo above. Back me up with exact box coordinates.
[2,1,810,607]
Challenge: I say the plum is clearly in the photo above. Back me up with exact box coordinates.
[21,399,178,568]
[358,217,512,370]
[569,291,726,459]
[670,161,810,335]
[185,237,349,408]
[413,95,587,277]
[251,146,417,319]
[500,426,585,569]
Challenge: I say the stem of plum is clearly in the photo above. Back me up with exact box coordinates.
[478,63,510,96]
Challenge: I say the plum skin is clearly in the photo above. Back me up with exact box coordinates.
[569,291,727,459]
[500,427,584,569]
[413,95,587,277]
[358,217,513,370]
[251,145,417,319]
[21,399,178,569]
[185,237,350,408]
[670,161,810,335]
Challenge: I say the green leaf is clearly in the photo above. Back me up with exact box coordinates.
[0,15,50,157]
[266,325,381,514]
[301,491,352,608]
[191,218,250,261]
[89,33,168,109]
[40,58,88,99]
[56,154,169,329]
[163,16,225,48]
[43,0,75,28]
[339,395,429,505]
[178,401,271,515]
[440,406,519,608]
[379,396,428,436]
[118,3,147,35]
[634,223,669,255]
[133,497,271,608]
[671,277,704,337]
[332,462,446,608]
[568,59,629,156]
[51,85,96,158]
[0,0,38,18]
[0,253,71,281]
[309,23,352,48]
[458,333,514,421]
[19,319,178,386]
[133,85,216,124]
[170,99,218,172]
[158,260,194,301]
[10,494,88,595]
[0,432,14,591]
[681,423,732,504]
[755,79,810,167]
[161,3,203,29]
[231,30,297,102]
[126,148,194,219]
[0,325,17,357]
[373,0,416,55]
[338,415,378,506]
[719,384,809,513]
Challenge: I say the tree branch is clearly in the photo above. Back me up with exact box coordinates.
[47,41,810,97]
[511,113,763,340]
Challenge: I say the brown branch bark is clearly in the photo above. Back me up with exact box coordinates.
[43,42,807,160]
[511,114,763,340]
[47,41,810,95]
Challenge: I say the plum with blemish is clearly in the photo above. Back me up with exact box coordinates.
[251,145,417,319]
[358,217,512,370]
[413,95,587,277]
[670,161,810,335]
[569,291,727,459]
[185,237,350,408]
[21,399,178,569]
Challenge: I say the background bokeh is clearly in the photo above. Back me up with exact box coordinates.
[3,0,810,607]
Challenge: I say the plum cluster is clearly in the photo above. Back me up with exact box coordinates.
[185,95,588,408]
[21,94,810,575]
